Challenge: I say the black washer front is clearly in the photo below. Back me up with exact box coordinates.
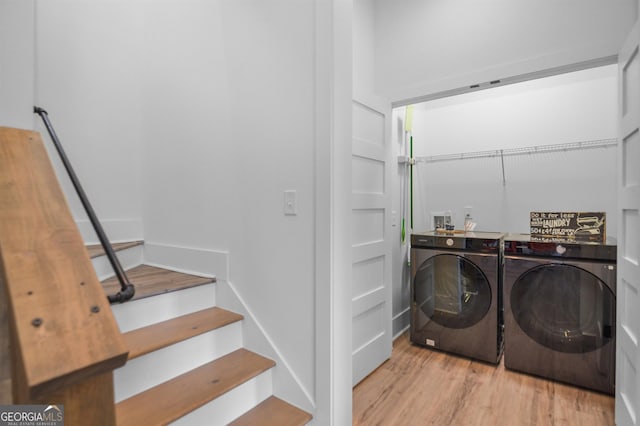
[410,231,504,364]
[414,254,492,329]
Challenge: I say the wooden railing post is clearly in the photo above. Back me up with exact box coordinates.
[0,127,128,425]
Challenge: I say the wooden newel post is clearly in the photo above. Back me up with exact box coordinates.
[0,127,128,425]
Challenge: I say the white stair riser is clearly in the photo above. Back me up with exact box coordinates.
[114,322,242,402]
[170,370,273,426]
[92,245,143,280]
[111,284,216,332]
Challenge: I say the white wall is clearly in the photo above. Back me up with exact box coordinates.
[412,66,618,155]
[375,0,637,103]
[410,65,618,236]
[390,108,411,337]
[0,1,35,131]
[140,0,319,413]
[0,1,144,241]
[34,1,145,241]
[353,0,375,95]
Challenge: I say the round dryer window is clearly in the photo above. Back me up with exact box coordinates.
[413,254,491,329]
[510,264,615,354]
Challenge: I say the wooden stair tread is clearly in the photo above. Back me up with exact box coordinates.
[116,349,275,426]
[229,396,312,426]
[86,241,143,258]
[123,307,243,360]
[102,264,215,301]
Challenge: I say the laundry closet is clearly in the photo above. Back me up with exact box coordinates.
[351,5,640,422]
[390,63,618,333]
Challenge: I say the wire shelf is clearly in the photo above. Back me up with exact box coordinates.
[412,138,617,164]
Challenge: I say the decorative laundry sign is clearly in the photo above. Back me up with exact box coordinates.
[530,211,606,241]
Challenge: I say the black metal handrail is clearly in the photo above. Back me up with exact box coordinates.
[34,106,135,303]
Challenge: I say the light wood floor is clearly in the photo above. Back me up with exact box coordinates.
[353,333,614,426]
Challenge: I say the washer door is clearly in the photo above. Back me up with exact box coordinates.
[510,263,615,353]
[414,254,492,329]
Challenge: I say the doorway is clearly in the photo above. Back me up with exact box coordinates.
[391,64,619,338]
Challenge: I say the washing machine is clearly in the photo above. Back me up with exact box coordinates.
[503,234,616,394]
[410,231,504,364]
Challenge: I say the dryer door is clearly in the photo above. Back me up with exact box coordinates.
[510,263,615,353]
[414,254,492,329]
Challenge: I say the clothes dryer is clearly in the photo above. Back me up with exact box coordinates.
[503,234,616,394]
[410,231,504,364]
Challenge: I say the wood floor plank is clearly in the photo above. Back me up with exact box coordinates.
[116,349,275,426]
[353,333,614,426]
[123,307,243,360]
[86,241,143,258]
[228,396,312,426]
[102,264,215,301]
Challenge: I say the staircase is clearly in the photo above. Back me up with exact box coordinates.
[90,242,312,425]
[0,127,310,424]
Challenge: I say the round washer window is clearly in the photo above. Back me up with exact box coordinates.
[510,263,615,354]
[413,254,491,329]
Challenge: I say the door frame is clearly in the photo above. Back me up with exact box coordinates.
[615,17,640,426]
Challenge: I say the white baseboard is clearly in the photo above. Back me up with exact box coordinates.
[76,218,143,244]
[215,279,315,414]
[143,242,228,280]
[392,307,410,340]
[92,244,143,281]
